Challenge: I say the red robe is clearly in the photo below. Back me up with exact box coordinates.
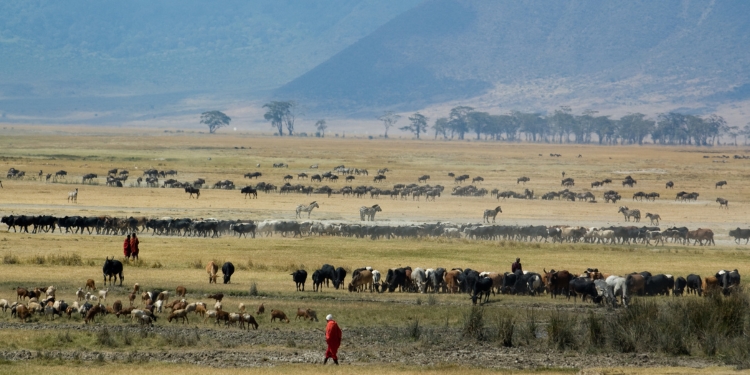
[123,238,131,257]
[130,237,140,256]
[325,320,342,359]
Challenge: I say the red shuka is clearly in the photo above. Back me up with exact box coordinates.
[123,238,131,257]
[130,237,140,256]
[325,319,342,360]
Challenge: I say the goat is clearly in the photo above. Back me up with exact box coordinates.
[76,288,85,301]
[85,279,96,291]
[167,309,189,324]
[270,309,290,323]
[98,288,109,302]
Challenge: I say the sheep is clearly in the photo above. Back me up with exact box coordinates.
[98,288,109,302]
[270,309,290,323]
[154,300,164,314]
[116,306,134,318]
[167,300,187,312]
[256,303,265,315]
[305,308,319,322]
[131,309,157,324]
[132,283,140,294]
[296,308,309,321]
[140,314,154,326]
[214,301,222,311]
[176,285,186,297]
[28,302,42,314]
[141,292,151,305]
[76,288,85,301]
[85,279,96,291]
[157,290,170,304]
[203,309,217,323]
[0,299,9,313]
[45,286,56,298]
[215,309,230,325]
[167,309,189,324]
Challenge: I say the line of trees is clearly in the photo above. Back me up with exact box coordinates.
[408,106,749,146]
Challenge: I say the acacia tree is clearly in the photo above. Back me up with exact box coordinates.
[448,106,474,140]
[378,111,401,138]
[315,119,327,137]
[433,117,449,139]
[400,112,428,139]
[262,101,297,136]
[200,111,231,134]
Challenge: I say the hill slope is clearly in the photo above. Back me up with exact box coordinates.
[278,0,750,114]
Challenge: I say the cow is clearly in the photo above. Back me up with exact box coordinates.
[717,269,741,296]
[687,228,715,246]
[291,270,308,291]
[703,276,721,294]
[206,261,219,283]
[348,270,374,293]
[568,277,601,303]
[729,228,750,244]
[384,268,408,293]
[317,264,336,288]
[412,268,427,293]
[544,269,571,298]
[332,267,347,290]
[645,274,673,296]
[686,274,702,296]
[626,274,646,297]
[102,257,124,286]
[445,269,461,294]
[605,275,628,307]
[470,277,493,305]
[311,270,324,292]
[222,262,235,284]
[673,276,687,296]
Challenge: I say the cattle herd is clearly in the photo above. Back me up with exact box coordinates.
[2,213,749,246]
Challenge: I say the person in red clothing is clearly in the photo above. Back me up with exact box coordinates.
[511,257,522,273]
[130,233,140,260]
[324,314,342,365]
[123,234,132,259]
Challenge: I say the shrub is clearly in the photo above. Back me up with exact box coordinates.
[407,318,422,340]
[249,282,258,296]
[493,312,515,347]
[547,309,577,350]
[462,306,486,341]
[2,253,19,264]
[189,259,203,269]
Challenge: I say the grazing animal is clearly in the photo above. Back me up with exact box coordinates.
[102,257,124,286]
[295,201,320,219]
[270,309,290,323]
[185,186,200,198]
[222,262,235,284]
[686,274,703,296]
[715,180,727,189]
[716,198,729,209]
[665,181,674,189]
[241,186,258,198]
[517,176,530,185]
[418,175,430,183]
[207,293,224,302]
[618,206,640,222]
[206,261,219,283]
[256,303,265,315]
[291,270,308,291]
[98,288,109,302]
[85,279,96,291]
[76,288,85,301]
[729,228,750,244]
[645,213,661,225]
[67,188,78,203]
[483,206,502,223]
[176,286,186,297]
[470,277,493,305]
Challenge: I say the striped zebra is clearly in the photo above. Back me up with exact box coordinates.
[618,206,640,222]
[296,201,319,218]
[359,204,382,221]
[68,188,78,203]
[645,213,661,225]
[483,206,502,223]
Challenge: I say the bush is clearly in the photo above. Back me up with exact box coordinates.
[547,309,577,350]
[493,312,515,347]
[427,294,437,306]
[2,253,19,264]
[47,253,83,266]
[249,282,258,296]
[97,328,116,347]
[189,259,203,269]
[462,306,486,341]
[407,318,422,340]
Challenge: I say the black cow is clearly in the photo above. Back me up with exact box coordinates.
[312,270,324,292]
[673,276,687,296]
[103,257,124,286]
[319,264,336,288]
[568,277,601,303]
[333,267,347,290]
[385,268,408,292]
[470,277,493,305]
[429,268,446,293]
[222,262,235,284]
[645,274,672,296]
[501,272,518,294]
[459,269,479,294]
[291,270,308,291]
[686,274,702,296]
[717,270,741,295]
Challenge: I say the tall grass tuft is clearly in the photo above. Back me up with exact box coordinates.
[189,259,203,269]
[249,282,259,296]
[407,318,422,340]
[493,311,515,347]
[2,253,19,264]
[462,306,486,341]
[547,309,577,351]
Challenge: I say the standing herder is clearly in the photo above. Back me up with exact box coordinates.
[323,314,342,365]
[130,233,140,261]
[512,258,523,274]
[123,234,131,260]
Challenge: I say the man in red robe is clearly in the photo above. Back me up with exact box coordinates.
[123,234,131,259]
[324,314,342,365]
[130,233,140,260]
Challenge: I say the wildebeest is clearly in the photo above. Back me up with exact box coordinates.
[665,181,674,189]
[241,186,258,199]
[715,180,727,189]
[517,176,530,185]
[483,206,502,223]
[418,175,430,183]
[185,186,200,199]
[716,198,728,209]
[222,262,235,284]
[291,270,307,291]
[729,228,750,244]
[102,257,124,286]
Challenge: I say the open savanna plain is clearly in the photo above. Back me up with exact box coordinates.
[0,125,750,373]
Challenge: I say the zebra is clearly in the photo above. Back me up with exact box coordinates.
[296,201,320,218]
[645,213,661,225]
[618,206,640,222]
[68,188,78,203]
[359,204,382,221]
[483,206,502,223]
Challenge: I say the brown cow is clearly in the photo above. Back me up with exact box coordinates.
[486,272,504,295]
[176,286,187,297]
[206,261,219,284]
[626,274,646,297]
[348,270,373,292]
[270,309,290,323]
[445,270,461,293]
[687,228,715,246]
[703,276,721,294]
[544,269,572,298]
[85,279,96,291]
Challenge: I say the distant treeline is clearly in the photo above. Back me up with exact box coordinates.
[422,106,747,146]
